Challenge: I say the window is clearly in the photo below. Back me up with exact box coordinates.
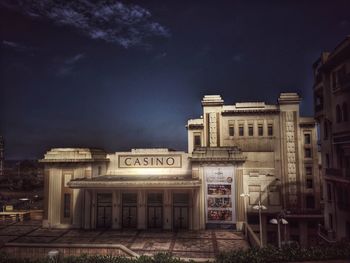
[336,104,342,123]
[305,148,312,158]
[304,134,311,144]
[329,213,333,229]
[194,135,201,147]
[326,153,330,168]
[228,125,234,136]
[306,196,315,209]
[268,124,273,136]
[305,166,312,176]
[258,124,263,136]
[63,193,71,218]
[343,103,348,122]
[327,183,332,201]
[239,125,244,136]
[98,166,102,176]
[248,124,253,136]
[324,121,328,140]
[306,179,313,189]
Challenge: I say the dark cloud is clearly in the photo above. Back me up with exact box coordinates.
[1,0,170,48]
[2,40,32,52]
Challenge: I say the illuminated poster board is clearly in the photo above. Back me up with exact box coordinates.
[204,167,235,224]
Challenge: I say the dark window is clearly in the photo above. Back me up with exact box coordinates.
[248,125,253,136]
[336,104,342,123]
[247,214,259,224]
[305,148,312,158]
[64,193,71,218]
[289,220,299,228]
[343,103,348,122]
[98,166,102,175]
[194,135,201,147]
[329,213,333,229]
[258,124,263,136]
[326,154,330,168]
[306,179,313,189]
[307,221,317,229]
[229,125,234,136]
[306,196,315,209]
[306,166,312,176]
[304,134,311,144]
[324,121,328,140]
[239,125,244,136]
[327,183,332,201]
[268,124,273,136]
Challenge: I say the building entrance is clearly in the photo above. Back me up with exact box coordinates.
[122,193,137,228]
[173,193,189,230]
[147,193,163,228]
[96,193,112,228]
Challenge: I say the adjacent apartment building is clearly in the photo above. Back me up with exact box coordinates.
[41,93,322,246]
[313,36,350,241]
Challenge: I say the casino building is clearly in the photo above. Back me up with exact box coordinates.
[41,93,322,246]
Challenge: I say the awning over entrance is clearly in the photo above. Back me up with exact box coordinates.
[68,176,201,189]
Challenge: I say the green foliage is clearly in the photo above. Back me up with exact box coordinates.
[216,242,350,263]
[0,243,349,263]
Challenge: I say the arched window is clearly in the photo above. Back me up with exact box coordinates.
[342,102,348,122]
[336,104,342,123]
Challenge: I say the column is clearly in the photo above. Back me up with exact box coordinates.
[163,189,172,230]
[138,190,146,229]
[112,191,121,229]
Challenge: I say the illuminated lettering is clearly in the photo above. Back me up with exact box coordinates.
[125,158,132,166]
[119,155,181,168]
[166,157,175,166]
[156,157,163,165]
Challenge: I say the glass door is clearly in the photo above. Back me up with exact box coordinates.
[96,193,112,228]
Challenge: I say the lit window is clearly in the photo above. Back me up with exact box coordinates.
[248,124,253,136]
[64,193,71,218]
[258,124,263,136]
[268,124,273,136]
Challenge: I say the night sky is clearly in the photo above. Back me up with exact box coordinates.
[1,1,349,159]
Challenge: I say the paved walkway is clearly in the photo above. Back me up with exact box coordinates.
[0,221,249,259]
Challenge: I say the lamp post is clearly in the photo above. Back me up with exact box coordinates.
[240,193,250,237]
[253,200,267,248]
[269,212,288,248]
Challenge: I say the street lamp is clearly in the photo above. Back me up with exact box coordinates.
[269,215,288,248]
[253,200,267,248]
[240,193,250,237]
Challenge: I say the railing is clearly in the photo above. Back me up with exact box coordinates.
[318,224,336,243]
[243,222,261,248]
